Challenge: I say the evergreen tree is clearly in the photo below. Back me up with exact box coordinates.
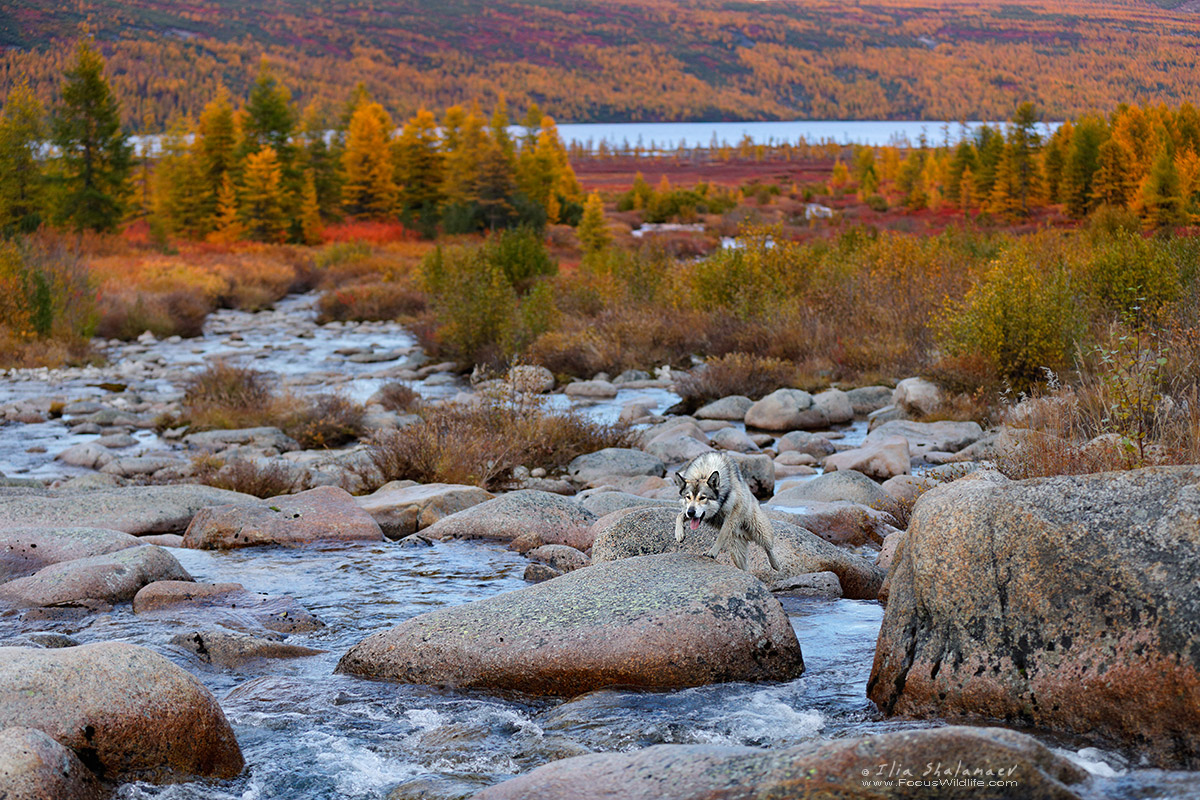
[51,39,133,233]
[1061,116,1106,218]
[577,191,610,254]
[193,87,238,227]
[299,102,341,220]
[153,115,207,237]
[1092,139,1136,209]
[987,145,1021,219]
[490,96,517,163]
[475,138,518,229]
[393,109,444,230]
[0,82,46,235]
[1142,141,1187,229]
[342,101,398,218]
[972,125,1005,201]
[241,146,287,242]
[1004,102,1043,215]
[441,104,490,231]
[946,139,977,204]
[241,62,296,160]
[518,115,579,224]
[853,148,880,200]
[1041,121,1072,204]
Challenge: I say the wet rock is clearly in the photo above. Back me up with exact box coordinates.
[721,451,775,498]
[868,466,1200,768]
[355,482,495,539]
[95,432,138,449]
[567,449,665,485]
[766,501,900,549]
[469,726,1087,800]
[0,546,191,608]
[523,563,560,582]
[527,544,590,573]
[508,365,555,394]
[423,490,597,553]
[183,486,383,549]
[694,395,753,421]
[337,553,804,695]
[133,580,323,635]
[876,530,903,574]
[0,485,258,535]
[25,633,80,648]
[171,629,325,668]
[774,450,815,466]
[141,533,185,547]
[0,642,244,783]
[53,443,114,470]
[845,385,894,416]
[823,435,911,480]
[564,380,617,398]
[867,404,905,429]
[0,526,143,583]
[892,376,943,417]
[866,419,984,459]
[769,571,842,598]
[618,401,655,423]
[770,470,900,519]
[812,388,854,425]
[183,427,300,453]
[396,533,434,548]
[0,726,101,800]
[744,388,828,431]
[707,426,759,453]
[775,430,835,459]
[589,506,883,599]
[576,491,674,518]
[54,473,124,490]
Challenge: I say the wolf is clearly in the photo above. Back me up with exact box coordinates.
[673,451,782,572]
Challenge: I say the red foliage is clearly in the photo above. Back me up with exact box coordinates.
[322,220,417,245]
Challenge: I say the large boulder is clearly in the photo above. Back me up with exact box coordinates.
[171,629,324,669]
[0,642,244,783]
[869,466,1200,768]
[770,470,901,519]
[0,546,191,608]
[469,726,1087,800]
[706,427,760,454]
[337,554,804,696]
[775,430,835,459]
[0,485,258,535]
[423,490,598,553]
[0,527,142,583]
[355,482,494,539]
[866,419,984,459]
[567,449,665,485]
[0,726,101,800]
[822,435,911,480]
[508,365,555,394]
[589,506,883,599]
[892,377,942,417]
[183,426,300,452]
[812,388,854,425]
[643,435,713,465]
[182,486,383,549]
[694,395,752,421]
[133,580,323,635]
[767,502,901,549]
[744,389,828,431]
[722,452,775,498]
[576,491,674,518]
[845,385,894,416]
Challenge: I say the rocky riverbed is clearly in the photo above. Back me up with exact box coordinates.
[1,294,1198,799]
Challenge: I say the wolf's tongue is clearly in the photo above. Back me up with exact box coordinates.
[690,518,701,530]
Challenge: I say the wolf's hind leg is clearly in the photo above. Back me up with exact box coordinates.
[730,538,750,571]
[752,514,782,571]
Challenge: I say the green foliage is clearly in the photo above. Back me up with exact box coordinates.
[685,227,796,320]
[50,39,133,232]
[0,83,46,236]
[483,226,556,293]
[0,238,96,345]
[1084,233,1180,319]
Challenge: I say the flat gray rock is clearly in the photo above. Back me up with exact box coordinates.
[0,485,258,535]
[423,490,598,553]
[0,527,143,584]
[568,449,665,485]
[0,546,192,608]
[337,553,804,696]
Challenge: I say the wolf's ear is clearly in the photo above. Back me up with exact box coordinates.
[707,471,721,491]
[673,471,687,491]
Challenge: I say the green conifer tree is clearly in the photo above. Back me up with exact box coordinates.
[0,82,47,235]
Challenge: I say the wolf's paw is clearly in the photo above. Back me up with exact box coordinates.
[702,551,718,560]
[674,531,686,544]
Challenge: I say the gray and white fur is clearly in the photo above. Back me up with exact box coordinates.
[673,452,781,572]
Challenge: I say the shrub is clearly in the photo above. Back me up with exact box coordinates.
[484,226,556,293]
[0,237,97,357]
[181,362,275,430]
[1083,233,1179,320]
[96,288,212,339]
[936,247,1082,392]
[316,281,426,322]
[372,382,421,412]
[281,393,366,449]
[191,455,303,498]
[675,352,798,406]
[362,394,632,490]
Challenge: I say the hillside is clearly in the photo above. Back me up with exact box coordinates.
[2,0,1200,128]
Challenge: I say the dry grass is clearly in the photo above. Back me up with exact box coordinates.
[361,394,633,490]
[316,281,426,323]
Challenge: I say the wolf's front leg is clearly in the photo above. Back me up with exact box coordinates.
[674,513,686,545]
[707,519,736,561]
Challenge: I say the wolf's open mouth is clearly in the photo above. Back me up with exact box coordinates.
[689,517,701,530]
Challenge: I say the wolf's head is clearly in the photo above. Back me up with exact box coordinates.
[674,469,722,531]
